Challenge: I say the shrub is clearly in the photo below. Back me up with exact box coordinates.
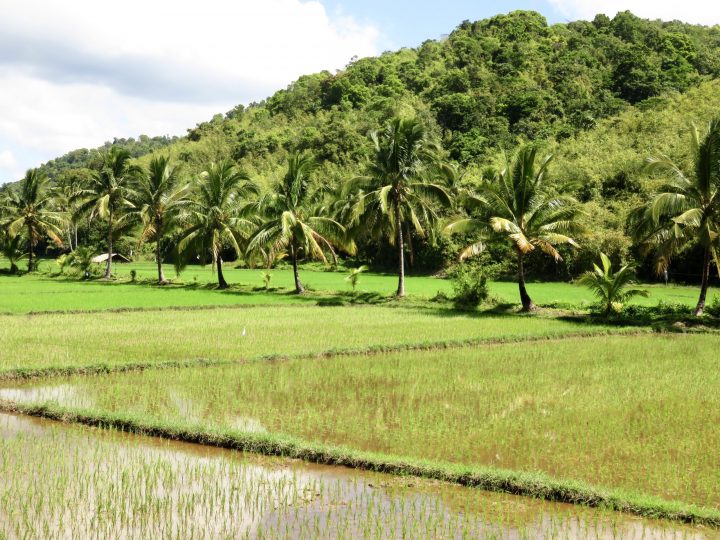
[450,263,490,308]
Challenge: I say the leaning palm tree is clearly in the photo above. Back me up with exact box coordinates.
[630,119,720,316]
[79,147,140,278]
[134,156,190,284]
[3,169,64,271]
[344,117,451,297]
[578,252,649,315]
[177,160,257,289]
[248,153,355,294]
[446,145,581,311]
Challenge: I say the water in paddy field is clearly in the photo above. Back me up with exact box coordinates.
[0,412,711,539]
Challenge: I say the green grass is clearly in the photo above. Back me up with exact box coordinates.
[0,258,709,314]
[8,334,719,510]
[0,304,640,377]
[1,412,704,538]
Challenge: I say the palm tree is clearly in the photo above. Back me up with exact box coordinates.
[177,160,257,289]
[630,119,720,316]
[248,153,355,294]
[0,229,27,273]
[80,147,140,278]
[134,156,190,284]
[446,145,581,311]
[578,252,648,315]
[345,117,451,297]
[346,265,368,292]
[3,169,64,271]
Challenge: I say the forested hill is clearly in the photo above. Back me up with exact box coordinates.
[15,9,720,278]
[167,9,720,176]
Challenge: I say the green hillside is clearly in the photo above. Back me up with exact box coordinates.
[7,9,720,279]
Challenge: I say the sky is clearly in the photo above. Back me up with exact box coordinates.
[1,0,719,184]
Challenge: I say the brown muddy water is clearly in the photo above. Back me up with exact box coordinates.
[0,412,713,539]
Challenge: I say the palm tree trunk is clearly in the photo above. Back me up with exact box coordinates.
[104,208,113,279]
[291,243,304,294]
[156,240,166,285]
[693,247,711,316]
[27,224,34,272]
[74,224,78,251]
[216,256,228,289]
[396,215,405,297]
[518,251,535,311]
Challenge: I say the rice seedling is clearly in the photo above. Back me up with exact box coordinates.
[0,412,708,539]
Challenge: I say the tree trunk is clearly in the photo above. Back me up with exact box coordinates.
[518,251,535,311]
[104,208,113,279]
[396,215,405,297]
[216,256,228,289]
[27,224,34,272]
[406,225,414,269]
[291,243,304,294]
[693,247,711,316]
[74,224,78,251]
[156,241,167,285]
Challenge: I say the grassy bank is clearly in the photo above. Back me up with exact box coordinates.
[6,334,719,508]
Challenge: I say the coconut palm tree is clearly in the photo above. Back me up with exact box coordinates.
[0,229,27,273]
[79,147,140,278]
[446,145,581,311]
[344,116,451,297]
[2,169,64,271]
[177,160,257,289]
[248,153,355,294]
[630,119,720,316]
[578,252,648,315]
[134,156,191,284]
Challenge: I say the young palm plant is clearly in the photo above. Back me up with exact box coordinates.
[346,265,368,293]
[248,153,355,294]
[2,169,64,271]
[446,145,581,311]
[134,156,191,284]
[177,160,257,289]
[344,116,451,297]
[630,119,720,316]
[79,147,140,278]
[578,252,648,315]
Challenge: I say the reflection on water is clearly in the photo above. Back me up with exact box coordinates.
[0,412,710,539]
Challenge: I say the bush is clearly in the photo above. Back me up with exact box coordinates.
[450,263,490,308]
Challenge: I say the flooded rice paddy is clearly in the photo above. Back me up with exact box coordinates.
[0,412,711,539]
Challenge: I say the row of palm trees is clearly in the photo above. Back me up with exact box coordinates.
[1,115,719,314]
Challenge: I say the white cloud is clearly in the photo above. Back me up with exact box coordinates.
[0,0,380,183]
[549,0,720,25]
[0,150,22,182]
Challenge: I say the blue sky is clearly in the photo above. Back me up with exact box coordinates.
[1,0,718,184]
[321,0,564,49]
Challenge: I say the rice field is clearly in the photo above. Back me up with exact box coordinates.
[0,260,709,314]
[0,412,708,539]
[5,334,719,510]
[0,304,639,377]
[1,266,720,535]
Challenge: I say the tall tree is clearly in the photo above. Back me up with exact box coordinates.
[345,116,451,297]
[2,169,63,271]
[248,153,355,294]
[630,119,720,316]
[177,160,257,289]
[134,156,190,284]
[447,145,581,311]
[80,147,139,278]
